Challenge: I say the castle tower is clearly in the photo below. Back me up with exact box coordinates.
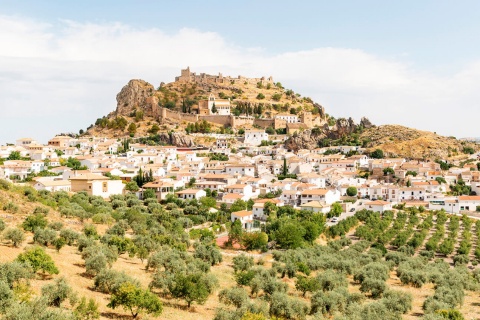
[301,112,313,128]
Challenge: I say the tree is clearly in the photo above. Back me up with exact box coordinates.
[265,126,275,134]
[7,151,21,160]
[211,103,218,114]
[143,188,156,200]
[232,254,254,273]
[41,277,73,307]
[274,221,306,249]
[3,228,25,247]
[125,181,139,193]
[22,213,48,232]
[230,199,248,213]
[148,123,160,135]
[16,246,59,275]
[107,282,162,319]
[382,290,413,314]
[295,275,320,297]
[272,93,282,101]
[436,177,447,184]
[0,261,34,289]
[346,187,357,197]
[371,149,384,159]
[383,167,395,176]
[167,272,218,308]
[218,287,249,308]
[256,93,265,100]
[228,220,243,245]
[241,232,268,250]
[128,123,137,136]
[328,203,343,218]
[74,297,100,320]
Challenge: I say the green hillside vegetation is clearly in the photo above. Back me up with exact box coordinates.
[0,179,480,319]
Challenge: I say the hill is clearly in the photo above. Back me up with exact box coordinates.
[85,68,478,159]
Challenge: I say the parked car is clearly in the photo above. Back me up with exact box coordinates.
[331,217,338,223]
[349,208,355,212]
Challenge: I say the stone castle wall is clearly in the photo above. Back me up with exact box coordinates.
[161,108,199,123]
[175,67,274,87]
[199,115,232,126]
[253,118,275,129]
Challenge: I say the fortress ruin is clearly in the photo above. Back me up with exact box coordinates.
[175,67,274,86]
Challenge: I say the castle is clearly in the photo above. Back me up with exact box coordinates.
[175,67,274,86]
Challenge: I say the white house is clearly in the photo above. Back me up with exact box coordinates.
[33,179,71,192]
[275,114,299,123]
[142,180,175,201]
[298,173,326,188]
[70,173,125,198]
[244,129,268,146]
[252,199,283,220]
[300,189,340,205]
[224,184,253,197]
[398,187,426,201]
[225,164,255,177]
[175,189,206,200]
[206,93,231,115]
[231,210,254,229]
[365,200,393,213]
[458,196,480,212]
[300,201,331,214]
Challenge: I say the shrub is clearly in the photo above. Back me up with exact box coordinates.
[16,246,58,275]
[3,202,18,214]
[3,228,25,247]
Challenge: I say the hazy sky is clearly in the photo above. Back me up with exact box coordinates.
[1,0,480,144]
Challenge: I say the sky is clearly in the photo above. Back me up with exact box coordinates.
[1,0,480,144]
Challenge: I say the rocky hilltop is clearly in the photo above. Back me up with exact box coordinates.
[114,80,158,117]
[86,68,478,158]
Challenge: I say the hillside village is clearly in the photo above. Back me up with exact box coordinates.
[3,132,480,223]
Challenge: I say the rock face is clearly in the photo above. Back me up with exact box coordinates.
[360,117,374,129]
[115,80,158,117]
[284,129,322,151]
[284,116,373,151]
[157,132,195,147]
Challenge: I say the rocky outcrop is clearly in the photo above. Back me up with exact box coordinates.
[284,129,323,151]
[284,117,373,151]
[329,117,357,138]
[115,80,158,117]
[360,117,374,129]
[314,103,326,119]
[157,132,195,147]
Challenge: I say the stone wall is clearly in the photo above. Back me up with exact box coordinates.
[161,108,198,123]
[233,116,255,128]
[253,118,275,129]
[199,115,232,126]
